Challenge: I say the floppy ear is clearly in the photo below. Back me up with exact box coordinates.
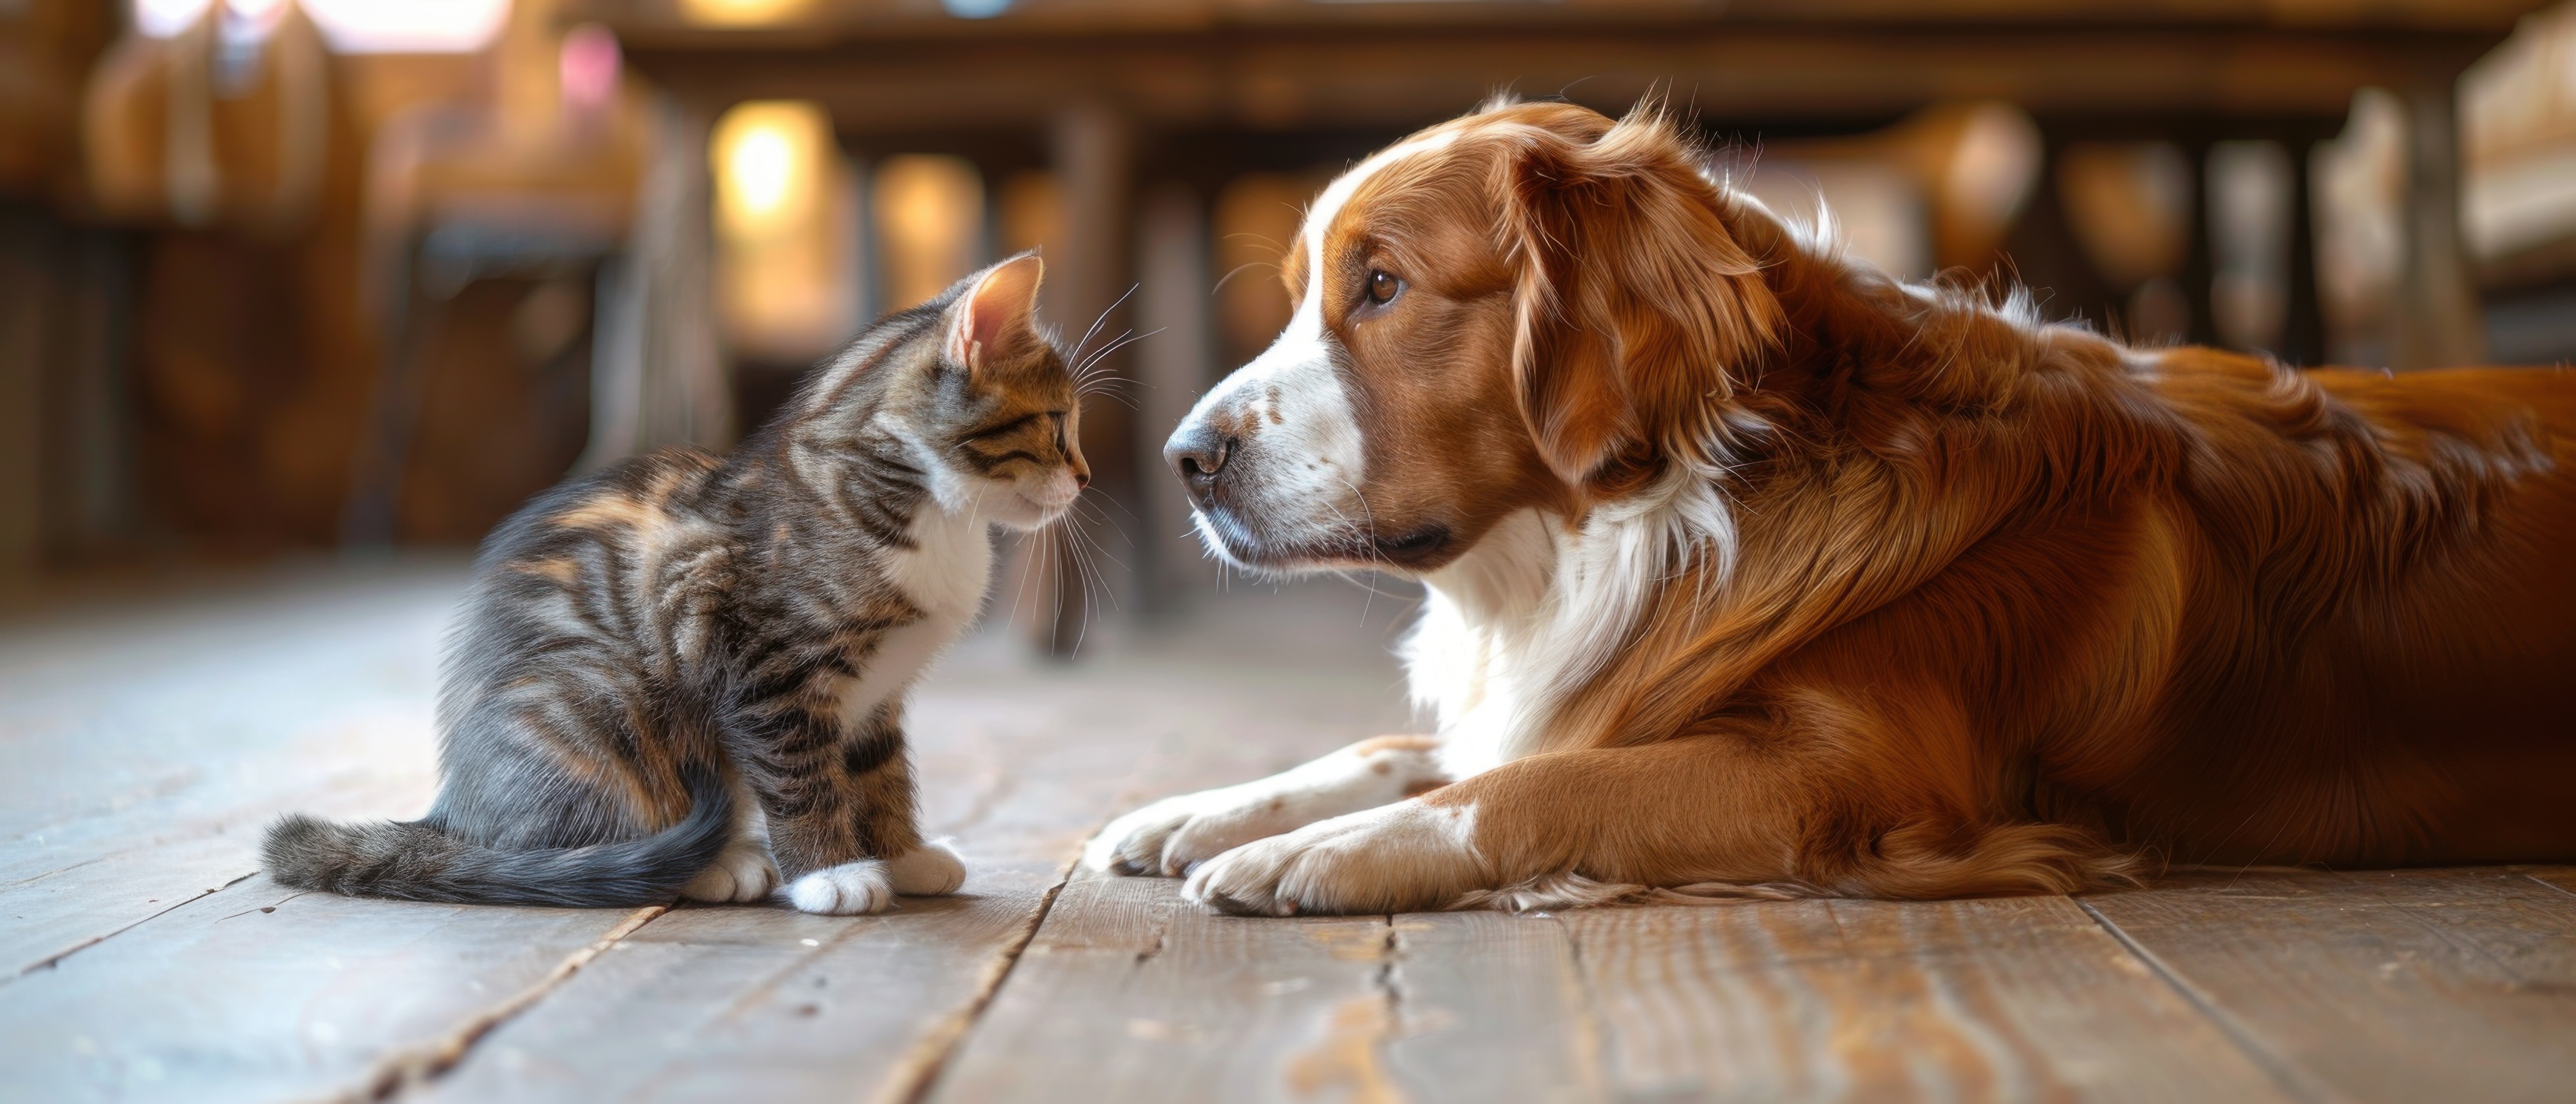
[1503,109,1781,490]
[947,252,1046,378]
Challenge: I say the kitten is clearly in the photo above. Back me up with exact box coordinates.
[264,254,1085,914]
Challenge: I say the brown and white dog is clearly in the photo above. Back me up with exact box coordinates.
[1082,99,2576,915]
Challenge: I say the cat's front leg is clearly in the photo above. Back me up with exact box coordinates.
[1084,735,1449,877]
[736,700,958,915]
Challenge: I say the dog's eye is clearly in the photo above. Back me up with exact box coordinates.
[1365,269,1401,306]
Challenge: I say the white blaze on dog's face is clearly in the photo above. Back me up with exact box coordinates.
[1165,124,1571,575]
[1164,102,1778,578]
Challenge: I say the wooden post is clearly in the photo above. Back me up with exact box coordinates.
[1022,100,1135,657]
[1134,182,1216,623]
[581,95,730,473]
[2391,78,2488,370]
[0,210,45,579]
[2284,132,2328,367]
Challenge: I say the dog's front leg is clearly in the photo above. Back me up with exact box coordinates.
[1083,734,1448,877]
[1183,734,1815,916]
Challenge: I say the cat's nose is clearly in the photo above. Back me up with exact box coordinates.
[1165,424,1234,500]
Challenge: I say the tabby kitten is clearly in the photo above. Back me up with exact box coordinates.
[265,254,1085,914]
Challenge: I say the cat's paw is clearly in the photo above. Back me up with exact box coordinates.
[679,840,780,903]
[786,860,895,915]
[887,840,967,896]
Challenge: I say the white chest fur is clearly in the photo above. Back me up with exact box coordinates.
[832,507,994,729]
[1407,510,1557,779]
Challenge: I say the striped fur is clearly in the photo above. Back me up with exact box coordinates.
[266,255,1087,913]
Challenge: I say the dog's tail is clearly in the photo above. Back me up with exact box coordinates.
[261,767,732,908]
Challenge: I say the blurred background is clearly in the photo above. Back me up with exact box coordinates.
[4,0,2575,652]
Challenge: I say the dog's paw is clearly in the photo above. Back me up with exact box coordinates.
[1084,793,1209,877]
[680,839,779,903]
[887,840,967,896]
[1084,788,1340,878]
[1184,801,1481,917]
[786,860,895,915]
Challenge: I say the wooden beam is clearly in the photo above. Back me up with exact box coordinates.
[613,24,2506,135]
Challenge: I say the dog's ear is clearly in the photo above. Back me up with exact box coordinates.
[1502,108,1781,490]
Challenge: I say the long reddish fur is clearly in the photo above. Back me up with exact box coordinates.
[1348,102,2576,900]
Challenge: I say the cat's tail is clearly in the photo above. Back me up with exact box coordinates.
[260,767,734,908]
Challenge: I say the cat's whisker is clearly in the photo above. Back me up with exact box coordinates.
[1069,518,1132,574]
[1071,490,1142,536]
[1075,328,1161,378]
[1067,284,1141,368]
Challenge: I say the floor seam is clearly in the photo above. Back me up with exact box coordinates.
[6,869,257,983]
[2523,871,2576,902]
[341,902,670,1103]
[2074,897,2338,1104]
[879,852,1085,1104]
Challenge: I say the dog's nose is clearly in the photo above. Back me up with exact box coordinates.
[1165,424,1234,499]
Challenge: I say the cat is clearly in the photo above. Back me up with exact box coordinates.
[264,253,1086,914]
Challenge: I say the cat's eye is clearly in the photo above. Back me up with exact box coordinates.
[1364,269,1401,307]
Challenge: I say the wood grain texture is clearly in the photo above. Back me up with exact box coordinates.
[19,566,2576,1103]
[2085,867,2576,1103]
[1560,894,2293,1102]
[2522,866,2576,899]
[416,892,1045,1104]
[0,876,652,1104]
[924,873,1400,1104]
[1383,910,1603,1103]
[0,565,449,974]
[412,590,1415,1103]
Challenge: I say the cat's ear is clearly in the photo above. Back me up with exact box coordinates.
[947,253,1045,378]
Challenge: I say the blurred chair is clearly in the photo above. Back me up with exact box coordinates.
[2058,142,2197,345]
[340,0,659,545]
[0,0,113,204]
[2461,0,2576,363]
[84,0,332,237]
[1739,101,2044,282]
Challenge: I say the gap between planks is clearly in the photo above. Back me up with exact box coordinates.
[877,859,1084,1104]
[333,904,672,1103]
[2073,896,2338,1104]
[5,869,258,984]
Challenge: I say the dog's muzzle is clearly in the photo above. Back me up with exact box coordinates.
[1164,422,1234,512]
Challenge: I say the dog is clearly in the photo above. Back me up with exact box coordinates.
[1084,99,2576,916]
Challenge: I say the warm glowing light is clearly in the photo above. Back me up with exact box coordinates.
[132,0,516,51]
[731,132,795,221]
[300,0,509,52]
[682,0,812,28]
[873,155,984,310]
[714,101,830,242]
[133,0,212,37]
[710,101,857,359]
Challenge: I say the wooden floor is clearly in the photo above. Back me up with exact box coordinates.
[2,561,2572,1103]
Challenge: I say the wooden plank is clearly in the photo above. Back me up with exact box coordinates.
[1,775,422,976]
[1383,910,1603,1103]
[2085,867,2576,1103]
[0,875,655,1104]
[923,873,1398,1104]
[418,892,1044,1104]
[415,586,1415,1103]
[0,565,451,974]
[1561,894,2292,1102]
[2523,866,2576,899]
